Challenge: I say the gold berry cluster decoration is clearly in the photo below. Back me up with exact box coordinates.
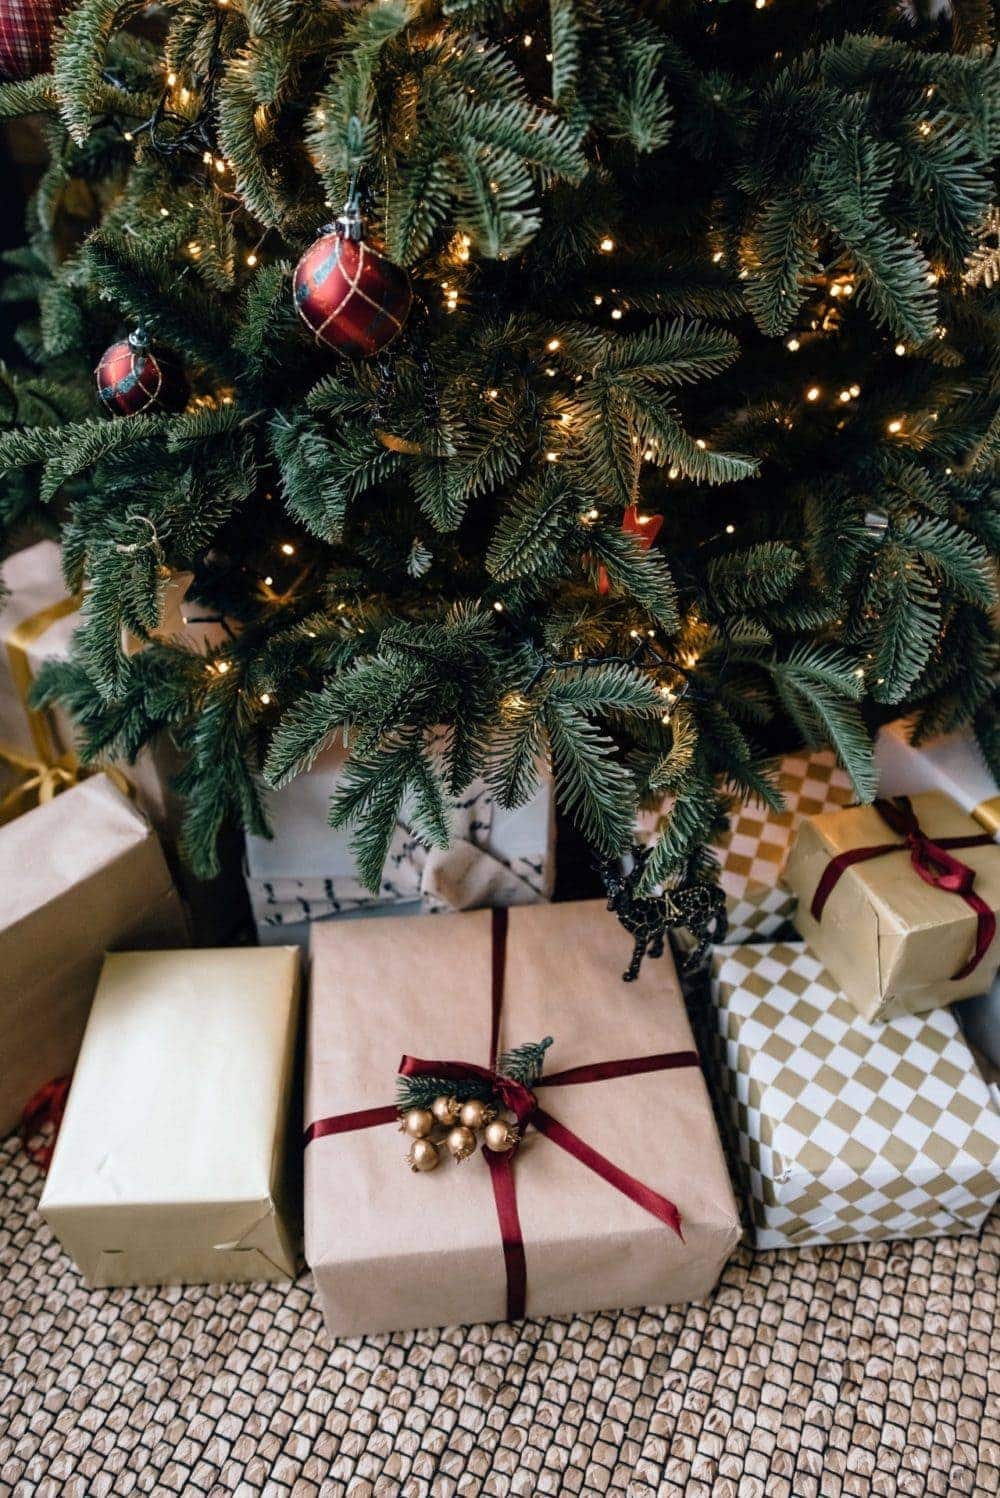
[400,1094,520,1173]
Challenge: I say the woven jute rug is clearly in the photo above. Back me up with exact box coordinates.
[1,1137,999,1496]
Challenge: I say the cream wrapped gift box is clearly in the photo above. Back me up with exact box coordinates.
[305,902,742,1337]
[0,773,188,1137]
[638,748,855,947]
[711,942,1000,1250]
[41,947,301,1287]
[874,721,1000,839]
[783,791,1000,1021]
[246,738,555,944]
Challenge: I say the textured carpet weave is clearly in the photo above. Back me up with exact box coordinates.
[1,1136,999,1496]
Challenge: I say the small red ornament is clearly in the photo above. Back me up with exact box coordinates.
[598,504,664,594]
[95,329,189,416]
[0,0,68,80]
[293,208,412,357]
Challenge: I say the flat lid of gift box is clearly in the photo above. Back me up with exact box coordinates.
[42,947,300,1208]
[2,775,159,928]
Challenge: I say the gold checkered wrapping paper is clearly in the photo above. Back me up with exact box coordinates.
[638,748,855,945]
[710,941,1000,1251]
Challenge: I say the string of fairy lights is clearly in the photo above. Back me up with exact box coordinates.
[96,3,978,729]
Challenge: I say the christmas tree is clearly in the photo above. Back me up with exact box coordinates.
[0,0,998,914]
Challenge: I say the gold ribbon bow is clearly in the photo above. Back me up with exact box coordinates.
[0,592,130,823]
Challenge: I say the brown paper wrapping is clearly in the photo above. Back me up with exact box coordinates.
[40,947,301,1287]
[305,901,742,1337]
[0,774,190,1136]
[783,791,1000,1021]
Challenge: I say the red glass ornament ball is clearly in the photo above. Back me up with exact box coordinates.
[293,227,412,357]
[0,0,69,81]
[95,337,189,417]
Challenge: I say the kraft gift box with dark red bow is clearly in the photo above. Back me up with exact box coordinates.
[304,901,742,1337]
[783,790,1000,1022]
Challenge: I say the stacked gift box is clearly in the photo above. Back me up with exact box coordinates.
[693,733,1000,1250]
[10,718,1000,1334]
[0,540,247,942]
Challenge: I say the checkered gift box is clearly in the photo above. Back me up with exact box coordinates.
[711,941,1000,1250]
[639,748,855,947]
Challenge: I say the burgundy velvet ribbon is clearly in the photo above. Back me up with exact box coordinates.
[20,1075,71,1171]
[809,796,996,981]
[304,907,698,1320]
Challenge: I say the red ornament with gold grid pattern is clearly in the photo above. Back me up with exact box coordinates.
[293,211,412,358]
[95,330,189,417]
[0,0,69,80]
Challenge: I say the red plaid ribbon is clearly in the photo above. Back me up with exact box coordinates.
[0,1,64,82]
[304,908,697,1320]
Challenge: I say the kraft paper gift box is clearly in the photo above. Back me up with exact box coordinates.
[304,901,742,1337]
[638,748,855,948]
[711,942,1000,1250]
[783,791,1000,1021]
[875,720,1000,839]
[246,738,555,945]
[41,946,301,1287]
[0,773,189,1137]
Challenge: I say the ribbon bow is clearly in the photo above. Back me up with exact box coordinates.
[810,796,996,981]
[0,747,79,825]
[305,908,699,1320]
[399,1053,540,1125]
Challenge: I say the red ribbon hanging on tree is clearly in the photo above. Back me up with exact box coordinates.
[20,1075,71,1171]
[810,796,997,981]
[304,908,697,1320]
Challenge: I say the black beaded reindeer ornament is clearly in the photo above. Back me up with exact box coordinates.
[600,846,728,982]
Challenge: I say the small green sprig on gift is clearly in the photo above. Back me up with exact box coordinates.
[396,1036,554,1113]
[497,1037,555,1090]
[398,1037,555,1173]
